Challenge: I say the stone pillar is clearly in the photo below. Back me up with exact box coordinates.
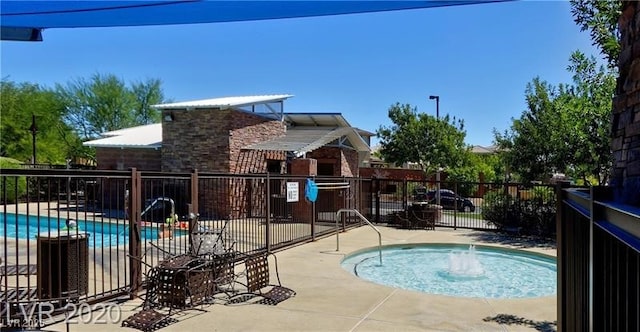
[612,2,640,206]
[290,159,317,222]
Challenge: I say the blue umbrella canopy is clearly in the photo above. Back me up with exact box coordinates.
[1,0,512,41]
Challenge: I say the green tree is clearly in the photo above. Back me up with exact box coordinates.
[56,73,165,141]
[565,51,615,185]
[0,80,78,164]
[376,103,470,177]
[131,78,165,125]
[570,0,622,68]
[494,78,565,183]
[495,51,615,185]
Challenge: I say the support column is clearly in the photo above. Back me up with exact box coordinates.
[290,158,317,223]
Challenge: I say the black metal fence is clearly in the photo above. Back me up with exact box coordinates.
[371,178,557,232]
[558,186,640,331]
[0,168,368,325]
[1,167,565,327]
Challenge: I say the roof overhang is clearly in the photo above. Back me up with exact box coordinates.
[244,127,369,157]
[83,123,162,149]
[283,113,351,127]
[152,94,293,110]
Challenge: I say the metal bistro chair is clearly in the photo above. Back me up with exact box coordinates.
[409,205,436,230]
[226,252,295,306]
[0,256,38,320]
[123,253,217,332]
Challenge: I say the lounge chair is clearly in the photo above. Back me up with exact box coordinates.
[226,252,295,306]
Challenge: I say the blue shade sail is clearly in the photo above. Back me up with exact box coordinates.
[1,1,513,41]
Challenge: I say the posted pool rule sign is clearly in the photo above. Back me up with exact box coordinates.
[286,182,299,202]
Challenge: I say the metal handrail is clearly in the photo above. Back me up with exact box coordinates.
[335,209,382,265]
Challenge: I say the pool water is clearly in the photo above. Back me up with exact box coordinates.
[341,244,557,299]
[0,213,177,247]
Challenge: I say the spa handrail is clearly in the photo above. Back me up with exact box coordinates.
[335,209,382,265]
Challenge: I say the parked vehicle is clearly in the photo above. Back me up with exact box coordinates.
[414,188,475,212]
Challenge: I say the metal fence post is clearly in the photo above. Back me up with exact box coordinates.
[188,169,199,251]
[402,179,407,210]
[453,181,458,230]
[374,179,380,223]
[128,168,142,298]
[266,172,271,252]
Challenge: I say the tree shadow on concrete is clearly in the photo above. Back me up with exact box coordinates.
[483,314,557,332]
[459,230,556,250]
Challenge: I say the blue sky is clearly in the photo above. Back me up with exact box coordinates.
[1,0,600,147]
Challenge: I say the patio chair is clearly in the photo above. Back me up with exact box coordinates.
[121,268,173,332]
[122,254,211,332]
[392,211,414,229]
[225,252,295,306]
[0,257,38,288]
[409,207,435,230]
[0,286,38,320]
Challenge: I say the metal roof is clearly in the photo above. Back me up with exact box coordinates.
[152,95,293,110]
[471,145,498,154]
[83,123,162,149]
[243,127,370,157]
[283,113,350,127]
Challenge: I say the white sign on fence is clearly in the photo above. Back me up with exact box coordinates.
[286,182,299,202]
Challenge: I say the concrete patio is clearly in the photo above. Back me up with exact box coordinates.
[46,226,557,332]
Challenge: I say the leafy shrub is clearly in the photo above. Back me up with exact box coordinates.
[481,186,556,237]
[0,158,27,203]
[481,190,519,226]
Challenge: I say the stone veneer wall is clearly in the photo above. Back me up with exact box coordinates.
[613,2,640,206]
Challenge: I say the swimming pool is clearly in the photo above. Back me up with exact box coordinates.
[0,213,174,247]
[341,243,557,299]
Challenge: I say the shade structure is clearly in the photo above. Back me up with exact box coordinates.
[1,0,513,41]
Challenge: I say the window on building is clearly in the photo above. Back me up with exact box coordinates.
[267,160,282,173]
[317,163,334,176]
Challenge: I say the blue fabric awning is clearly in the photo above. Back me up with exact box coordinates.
[1,0,512,41]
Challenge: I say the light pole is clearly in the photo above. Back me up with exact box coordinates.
[29,114,37,165]
[428,95,441,205]
[429,95,439,119]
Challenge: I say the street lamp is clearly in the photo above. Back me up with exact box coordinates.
[429,95,439,119]
[29,114,37,165]
[428,95,441,205]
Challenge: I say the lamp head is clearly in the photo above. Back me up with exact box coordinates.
[429,95,439,100]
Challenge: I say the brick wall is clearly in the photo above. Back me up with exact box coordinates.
[613,2,640,205]
[341,149,359,177]
[229,111,286,174]
[359,167,428,181]
[307,147,359,177]
[95,148,161,171]
[161,108,231,173]
[162,108,287,218]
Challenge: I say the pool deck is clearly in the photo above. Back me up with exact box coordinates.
[45,226,557,332]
